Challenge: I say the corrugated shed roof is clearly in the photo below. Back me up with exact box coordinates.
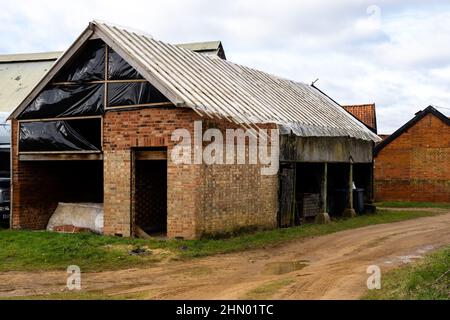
[93,21,379,141]
[0,51,61,63]
[342,103,377,132]
[0,53,60,113]
[9,21,380,142]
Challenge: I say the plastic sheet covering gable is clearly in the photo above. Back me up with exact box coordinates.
[20,121,99,152]
[108,82,169,107]
[108,47,143,80]
[19,84,104,119]
[54,39,105,82]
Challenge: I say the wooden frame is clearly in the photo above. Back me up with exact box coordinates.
[105,102,174,111]
[134,150,167,161]
[18,115,102,123]
[50,79,148,86]
[19,152,103,161]
[8,27,95,120]
[14,27,178,159]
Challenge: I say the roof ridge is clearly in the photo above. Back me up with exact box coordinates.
[8,20,381,142]
[374,105,450,155]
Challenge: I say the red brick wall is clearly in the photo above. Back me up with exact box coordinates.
[374,113,450,202]
[103,107,278,239]
[198,119,278,236]
[11,119,103,230]
[12,107,279,238]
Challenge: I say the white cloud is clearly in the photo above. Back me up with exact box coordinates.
[0,0,449,132]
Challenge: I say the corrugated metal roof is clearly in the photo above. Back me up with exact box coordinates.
[0,54,59,113]
[0,51,62,63]
[93,21,379,141]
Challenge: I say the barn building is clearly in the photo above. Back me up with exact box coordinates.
[8,21,379,239]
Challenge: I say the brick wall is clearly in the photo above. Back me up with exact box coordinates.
[103,107,279,239]
[11,119,103,229]
[374,113,450,202]
[12,107,279,238]
[198,119,278,236]
[103,107,201,238]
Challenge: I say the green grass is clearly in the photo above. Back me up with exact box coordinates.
[376,201,450,209]
[0,209,446,272]
[365,246,450,300]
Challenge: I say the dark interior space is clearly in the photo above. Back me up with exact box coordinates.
[18,160,103,229]
[295,163,323,221]
[327,163,350,216]
[134,159,167,235]
[353,163,373,203]
[0,151,10,177]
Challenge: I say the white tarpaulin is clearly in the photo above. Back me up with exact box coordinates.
[47,202,104,234]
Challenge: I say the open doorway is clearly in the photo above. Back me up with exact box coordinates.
[132,149,167,237]
[327,163,349,217]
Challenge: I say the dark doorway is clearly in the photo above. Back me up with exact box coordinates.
[327,163,349,216]
[133,150,167,236]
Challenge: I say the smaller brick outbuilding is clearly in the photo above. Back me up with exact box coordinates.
[374,106,450,202]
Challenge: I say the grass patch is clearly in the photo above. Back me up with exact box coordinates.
[0,209,445,272]
[4,291,115,300]
[376,201,450,209]
[244,279,294,300]
[365,246,450,300]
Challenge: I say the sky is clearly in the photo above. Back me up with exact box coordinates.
[1,0,450,133]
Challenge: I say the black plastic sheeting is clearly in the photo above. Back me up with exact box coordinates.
[54,40,105,82]
[19,84,104,119]
[108,82,169,107]
[108,47,143,80]
[20,121,100,152]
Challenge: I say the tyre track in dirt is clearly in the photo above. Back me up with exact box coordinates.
[1,212,449,300]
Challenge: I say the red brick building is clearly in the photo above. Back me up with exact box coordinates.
[7,21,379,239]
[374,106,450,202]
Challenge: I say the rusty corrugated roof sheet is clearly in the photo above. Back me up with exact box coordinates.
[342,103,377,133]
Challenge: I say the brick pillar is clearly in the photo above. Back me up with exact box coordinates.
[103,150,132,237]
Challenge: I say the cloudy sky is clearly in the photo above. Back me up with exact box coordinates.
[1,0,450,133]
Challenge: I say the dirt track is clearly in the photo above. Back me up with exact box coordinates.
[1,212,449,300]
